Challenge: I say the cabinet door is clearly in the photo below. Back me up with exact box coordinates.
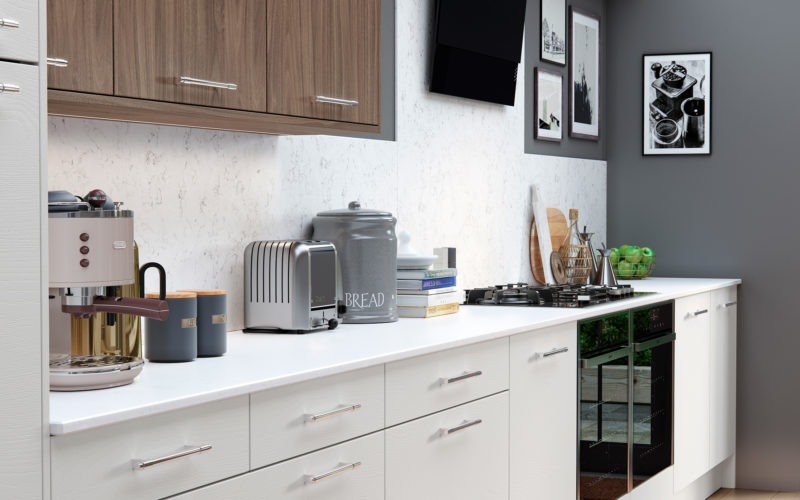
[268,0,380,125]
[673,292,711,492]
[510,323,577,500]
[47,0,113,94]
[0,0,38,63]
[386,392,509,500]
[709,286,737,467]
[0,60,43,500]
[114,0,267,112]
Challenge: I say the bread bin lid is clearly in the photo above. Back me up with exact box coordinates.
[315,201,393,218]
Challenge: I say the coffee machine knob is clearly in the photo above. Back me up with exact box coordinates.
[80,259,90,268]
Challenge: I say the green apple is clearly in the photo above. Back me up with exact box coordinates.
[609,248,620,265]
[619,244,630,256]
[635,263,649,277]
[617,260,633,278]
[624,246,642,264]
[640,247,655,265]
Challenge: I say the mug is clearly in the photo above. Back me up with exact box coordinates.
[144,292,197,362]
[177,289,227,357]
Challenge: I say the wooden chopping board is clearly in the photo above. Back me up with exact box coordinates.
[530,208,569,284]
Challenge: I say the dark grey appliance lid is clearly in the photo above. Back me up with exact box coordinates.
[316,201,393,217]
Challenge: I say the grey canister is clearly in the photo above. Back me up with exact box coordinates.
[312,201,398,323]
[144,292,198,362]
[178,289,227,357]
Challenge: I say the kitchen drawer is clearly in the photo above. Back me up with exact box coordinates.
[0,0,38,64]
[51,396,249,500]
[385,338,508,426]
[510,323,577,500]
[385,392,509,500]
[174,432,384,500]
[250,365,384,468]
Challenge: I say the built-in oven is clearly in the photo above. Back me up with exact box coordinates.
[578,301,674,500]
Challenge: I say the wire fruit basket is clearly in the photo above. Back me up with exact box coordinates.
[613,255,655,280]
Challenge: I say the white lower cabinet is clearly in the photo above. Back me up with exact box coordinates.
[174,432,385,500]
[510,323,577,500]
[51,396,249,500]
[709,286,737,468]
[673,292,711,492]
[386,392,509,500]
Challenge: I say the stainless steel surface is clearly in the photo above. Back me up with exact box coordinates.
[315,96,359,106]
[446,418,483,435]
[49,355,144,391]
[0,18,19,28]
[693,309,708,316]
[0,83,20,93]
[133,445,213,470]
[308,461,362,483]
[176,76,238,90]
[446,370,483,384]
[244,240,339,332]
[580,228,599,283]
[591,245,619,287]
[305,403,362,423]
[633,331,676,352]
[541,346,569,357]
[46,57,68,68]
[723,301,737,308]
[579,346,632,369]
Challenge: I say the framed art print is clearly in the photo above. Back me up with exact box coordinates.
[569,7,600,140]
[534,68,563,141]
[540,0,566,66]
[643,52,712,155]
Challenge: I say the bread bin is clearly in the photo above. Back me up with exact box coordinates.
[312,201,398,323]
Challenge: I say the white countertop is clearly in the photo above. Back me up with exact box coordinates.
[49,277,740,435]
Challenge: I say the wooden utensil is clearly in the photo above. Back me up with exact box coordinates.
[529,207,568,284]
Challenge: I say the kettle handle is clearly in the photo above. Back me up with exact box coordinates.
[139,262,166,300]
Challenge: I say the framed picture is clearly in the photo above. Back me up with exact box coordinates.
[534,68,563,141]
[540,0,566,66]
[569,7,600,141]
[643,52,712,155]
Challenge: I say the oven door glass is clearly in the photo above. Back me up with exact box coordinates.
[580,346,631,500]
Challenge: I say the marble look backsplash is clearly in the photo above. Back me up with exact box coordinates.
[48,1,606,330]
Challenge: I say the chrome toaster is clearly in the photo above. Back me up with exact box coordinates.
[243,240,340,333]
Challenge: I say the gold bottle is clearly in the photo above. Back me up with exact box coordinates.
[70,241,142,357]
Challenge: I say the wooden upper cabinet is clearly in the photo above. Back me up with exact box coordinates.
[114,0,268,113]
[47,0,114,94]
[268,0,381,126]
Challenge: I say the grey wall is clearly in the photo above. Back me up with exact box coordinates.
[525,0,606,160]
[607,0,800,491]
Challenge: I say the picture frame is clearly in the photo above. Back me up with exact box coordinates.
[643,52,712,155]
[569,7,600,141]
[534,68,564,142]
[540,0,566,66]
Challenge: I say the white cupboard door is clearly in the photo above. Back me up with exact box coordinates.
[0,0,38,63]
[0,60,42,500]
[175,432,384,500]
[510,323,577,500]
[709,286,737,467]
[673,292,711,492]
[386,392,509,500]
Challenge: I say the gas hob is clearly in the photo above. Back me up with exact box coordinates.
[464,283,636,308]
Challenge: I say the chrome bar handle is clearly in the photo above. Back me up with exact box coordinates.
[47,57,69,68]
[446,418,483,435]
[0,83,20,93]
[446,370,483,384]
[308,461,362,483]
[0,18,20,28]
[176,76,238,90]
[542,346,569,357]
[315,95,359,107]
[133,444,212,470]
[693,309,708,316]
[723,301,737,308]
[305,403,362,423]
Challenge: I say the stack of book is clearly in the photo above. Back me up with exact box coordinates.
[396,268,460,318]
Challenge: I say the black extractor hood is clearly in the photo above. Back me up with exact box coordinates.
[430,0,527,106]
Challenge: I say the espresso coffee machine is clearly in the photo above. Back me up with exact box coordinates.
[48,190,169,391]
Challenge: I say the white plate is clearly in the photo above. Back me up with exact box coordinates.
[397,253,436,269]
